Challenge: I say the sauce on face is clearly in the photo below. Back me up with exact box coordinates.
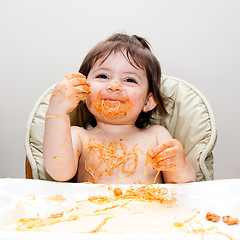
[90,90,133,120]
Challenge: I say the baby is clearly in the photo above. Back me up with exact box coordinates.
[43,34,196,184]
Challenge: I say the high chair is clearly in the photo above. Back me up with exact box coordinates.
[25,76,217,181]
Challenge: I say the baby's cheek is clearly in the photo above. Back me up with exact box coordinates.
[85,98,93,108]
[85,89,100,107]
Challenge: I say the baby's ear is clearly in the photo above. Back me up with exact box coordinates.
[143,93,157,112]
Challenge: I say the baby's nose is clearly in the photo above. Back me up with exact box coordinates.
[108,80,122,92]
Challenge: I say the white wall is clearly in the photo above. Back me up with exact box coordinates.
[0,0,239,180]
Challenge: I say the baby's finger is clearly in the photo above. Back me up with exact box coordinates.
[72,92,90,103]
[152,157,175,166]
[75,85,91,94]
[70,77,90,87]
[148,139,176,157]
[148,145,168,158]
[64,72,86,80]
[152,162,176,171]
[150,147,176,163]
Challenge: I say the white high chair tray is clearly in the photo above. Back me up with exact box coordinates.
[0,178,239,240]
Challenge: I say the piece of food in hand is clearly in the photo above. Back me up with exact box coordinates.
[205,212,221,222]
[222,215,239,225]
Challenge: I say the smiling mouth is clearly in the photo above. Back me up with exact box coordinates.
[101,99,121,109]
[103,98,124,103]
[93,99,128,120]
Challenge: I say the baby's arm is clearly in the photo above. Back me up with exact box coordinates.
[43,73,90,181]
[147,127,196,183]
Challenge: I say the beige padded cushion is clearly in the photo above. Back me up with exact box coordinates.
[25,76,217,181]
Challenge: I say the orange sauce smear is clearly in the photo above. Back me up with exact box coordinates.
[94,99,133,119]
[174,212,233,240]
[16,185,176,232]
[16,215,78,231]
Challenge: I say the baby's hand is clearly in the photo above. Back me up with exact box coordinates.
[49,73,91,114]
[147,139,187,173]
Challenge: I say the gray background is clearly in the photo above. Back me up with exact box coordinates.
[0,0,239,180]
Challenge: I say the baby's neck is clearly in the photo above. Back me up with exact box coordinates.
[95,121,139,138]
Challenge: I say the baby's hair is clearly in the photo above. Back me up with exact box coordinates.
[79,33,173,128]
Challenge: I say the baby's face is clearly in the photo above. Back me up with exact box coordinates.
[85,51,151,124]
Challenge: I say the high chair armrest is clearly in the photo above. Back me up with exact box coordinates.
[25,156,33,179]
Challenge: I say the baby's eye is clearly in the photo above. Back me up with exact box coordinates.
[125,78,137,84]
[96,74,108,79]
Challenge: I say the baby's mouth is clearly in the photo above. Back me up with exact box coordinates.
[103,97,125,103]
[101,99,122,109]
[94,99,129,120]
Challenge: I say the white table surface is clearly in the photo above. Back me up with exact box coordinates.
[0,178,239,240]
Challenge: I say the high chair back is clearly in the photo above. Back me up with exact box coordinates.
[25,76,217,181]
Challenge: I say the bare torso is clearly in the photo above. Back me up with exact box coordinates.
[74,125,171,184]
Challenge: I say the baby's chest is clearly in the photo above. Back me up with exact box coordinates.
[79,136,158,183]
[83,136,156,162]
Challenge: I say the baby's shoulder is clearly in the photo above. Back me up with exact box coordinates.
[143,124,172,140]
[71,126,89,140]
[71,125,87,133]
[144,124,168,133]
[71,126,99,140]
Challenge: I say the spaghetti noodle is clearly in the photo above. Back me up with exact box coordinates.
[145,151,160,183]
[88,185,177,204]
[84,136,139,183]
[174,212,233,240]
